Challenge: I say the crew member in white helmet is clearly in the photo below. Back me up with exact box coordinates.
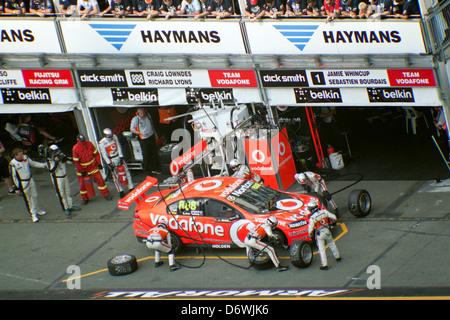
[244,216,289,272]
[295,171,338,216]
[229,159,263,184]
[99,128,134,198]
[145,222,180,272]
[43,144,80,216]
[307,202,341,270]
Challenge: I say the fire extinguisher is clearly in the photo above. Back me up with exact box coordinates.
[327,145,335,156]
[117,165,128,186]
[84,176,96,198]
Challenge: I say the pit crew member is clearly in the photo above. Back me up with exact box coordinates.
[43,144,80,216]
[244,216,289,272]
[145,222,181,272]
[229,159,263,184]
[72,134,112,205]
[99,128,134,198]
[295,171,338,215]
[307,202,341,270]
[9,148,47,222]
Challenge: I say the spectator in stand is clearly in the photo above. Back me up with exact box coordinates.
[366,0,383,18]
[58,0,78,14]
[4,0,26,15]
[263,0,284,18]
[243,0,265,20]
[324,0,340,21]
[77,0,100,18]
[340,0,357,18]
[208,0,233,18]
[179,0,201,15]
[29,0,54,16]
[284,0,305,17]
[302,0,321,16]
[357,1,368,18]
[159,0,181,19]
[130,0,160,18]
[110,0,131,16]
[397,0,418,18]
[98,0,112,15]
[384,0,404,16]
[193,0,210,18]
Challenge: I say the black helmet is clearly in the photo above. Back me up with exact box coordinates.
[77,134,86,142]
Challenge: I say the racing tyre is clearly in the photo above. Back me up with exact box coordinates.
[107,254,138,276]
[247,248,273,270]
[348,189,372,217]
[169,231,184,254]
[289,240,313,268]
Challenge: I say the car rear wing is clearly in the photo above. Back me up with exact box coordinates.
[118,176,158,210]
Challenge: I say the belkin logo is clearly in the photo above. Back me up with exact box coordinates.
[273,24,319,51]
[89,23,137,51]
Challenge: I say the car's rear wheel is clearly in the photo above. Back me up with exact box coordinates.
[247,248,273,270]
[169,231,184,253]
[289,240,313,268]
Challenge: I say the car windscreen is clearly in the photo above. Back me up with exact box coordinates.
[226,181,281,214]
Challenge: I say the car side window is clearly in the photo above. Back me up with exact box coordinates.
[203,199,240,218]
[169,198,204,216]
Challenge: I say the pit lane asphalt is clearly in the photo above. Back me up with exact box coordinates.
[0,167,449,300]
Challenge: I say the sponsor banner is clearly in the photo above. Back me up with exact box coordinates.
[294,88,343,103]
[265,86,442,106]
[111,88,159,105]
[60,20,246,54]
[0,69,74,88]
[186,88,234,104]
[77,69,257,88]
[244,138,278,189]
[21,70,74,88]
[387,69,437,87]
[245,21,426,55]
[1,88,51,104]
[0,20,61,53]
[272,128,297,190]
[260,69,436,88]
[78,70,128,87]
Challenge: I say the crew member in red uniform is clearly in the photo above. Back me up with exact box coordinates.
[72,133,112,205]
[145,222,180,271]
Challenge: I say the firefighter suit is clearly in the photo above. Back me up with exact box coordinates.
[98,129,134,197]
[9,150,47,222]
[307,205,341,270]
[295,171,338,213]
[72,135,111,202]
[145,223,180,271]
[244,217,288,272]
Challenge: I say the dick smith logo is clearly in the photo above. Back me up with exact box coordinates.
[89,23,137,51]
[273,24,319,51]
[1,88,51,104]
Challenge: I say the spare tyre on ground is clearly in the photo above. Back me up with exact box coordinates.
[107,254,138,276]
[348,189,372,217]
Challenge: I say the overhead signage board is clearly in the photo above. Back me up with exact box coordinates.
[266,86,442,106]
[60,21,246,54]
[260,69,436,88]
[246,21,426,55]
[0,20,62,53]
[0,69,74,88]
[77,69,257,88]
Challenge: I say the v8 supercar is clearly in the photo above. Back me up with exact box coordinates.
[118,176,322,268]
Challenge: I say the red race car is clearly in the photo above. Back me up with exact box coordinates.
[118,176,321,268]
